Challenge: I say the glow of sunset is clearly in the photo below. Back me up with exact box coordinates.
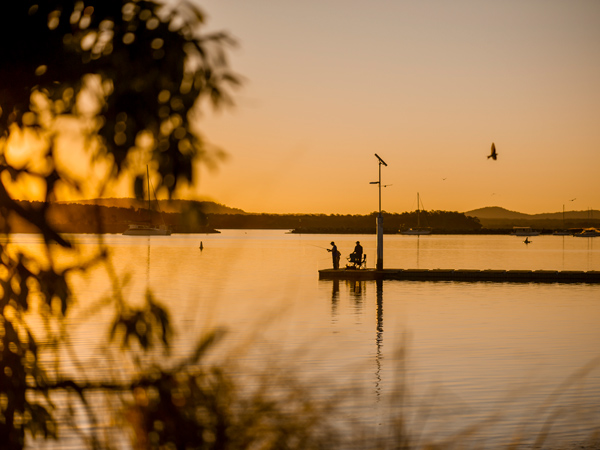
[190,0,600,215]
[9,1,600,216]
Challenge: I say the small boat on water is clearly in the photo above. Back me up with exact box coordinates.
[123,223,171,236]
[123,166,172,236]
[400,193,432,235]
[573,228,600,237]
[401,228,432,235]
[510,227,540,236]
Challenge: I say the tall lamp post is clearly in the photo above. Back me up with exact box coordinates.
[370,154,387,270]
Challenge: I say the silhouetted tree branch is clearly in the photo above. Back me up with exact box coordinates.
[0,1,238,448]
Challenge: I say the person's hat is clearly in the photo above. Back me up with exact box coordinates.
[330,241,335,245]
[356,241,360,244]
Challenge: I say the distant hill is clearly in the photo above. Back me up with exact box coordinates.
[465,207,530,220]
[465,206,599,221]
[60,198,246,214]
[465,206,600,229]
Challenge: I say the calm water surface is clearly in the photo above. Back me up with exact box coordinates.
[14,231,600,448]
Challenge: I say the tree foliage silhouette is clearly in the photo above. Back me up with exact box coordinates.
[0,1,240,448]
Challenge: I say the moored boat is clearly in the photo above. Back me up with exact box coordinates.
[400,228,432,235]
[400,193,432,235]
[510,227,540,236]
[553,203,573,235]
[122,166,172,236]
[573,227,600,237]
[123,223,171,236]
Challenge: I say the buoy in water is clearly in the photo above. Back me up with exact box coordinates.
[199,241,204,250]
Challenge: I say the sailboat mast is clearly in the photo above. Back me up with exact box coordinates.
[147,165,151,214]
[417,192,420,227]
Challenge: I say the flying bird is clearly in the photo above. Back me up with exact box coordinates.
[488,143,497,160]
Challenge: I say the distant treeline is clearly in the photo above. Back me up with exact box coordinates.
[208,210,483,234]
[3,201,598,234]
[1,202,482,234]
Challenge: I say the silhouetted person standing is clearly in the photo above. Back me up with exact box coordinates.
[352,241,363,266]
[328,241,340,269]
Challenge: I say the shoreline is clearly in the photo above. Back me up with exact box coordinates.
[2,228,596,236]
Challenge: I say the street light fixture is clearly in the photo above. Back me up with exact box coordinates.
[372,153,387,270]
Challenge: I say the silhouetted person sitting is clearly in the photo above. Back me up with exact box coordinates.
[347,241,364,268]
[328,241,341,269]
[352,241,363,263]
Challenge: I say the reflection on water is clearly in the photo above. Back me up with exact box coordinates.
[331,279,339,320]
[8,231,600,447]
[375,279,383,401]
[146,236,151,283]
[395,233,599,271]
[348,279,365,315]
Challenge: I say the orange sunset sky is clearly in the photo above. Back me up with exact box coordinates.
[10,0,600,215]
[189,0,600,215]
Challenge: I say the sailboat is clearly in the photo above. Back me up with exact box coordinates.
[123,166,172,236]
[400,193,432,235]
[553,204,572,235]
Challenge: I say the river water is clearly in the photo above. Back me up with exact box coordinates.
[13,231,600,448]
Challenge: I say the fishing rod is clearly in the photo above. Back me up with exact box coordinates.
[308,244,331,251]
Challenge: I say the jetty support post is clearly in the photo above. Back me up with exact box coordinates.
[376,213,384,270]
[373,153,387,271]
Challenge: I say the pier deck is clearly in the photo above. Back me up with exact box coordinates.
[318,268,600,283]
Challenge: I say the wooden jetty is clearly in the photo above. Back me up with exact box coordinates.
[319,268,600,283]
